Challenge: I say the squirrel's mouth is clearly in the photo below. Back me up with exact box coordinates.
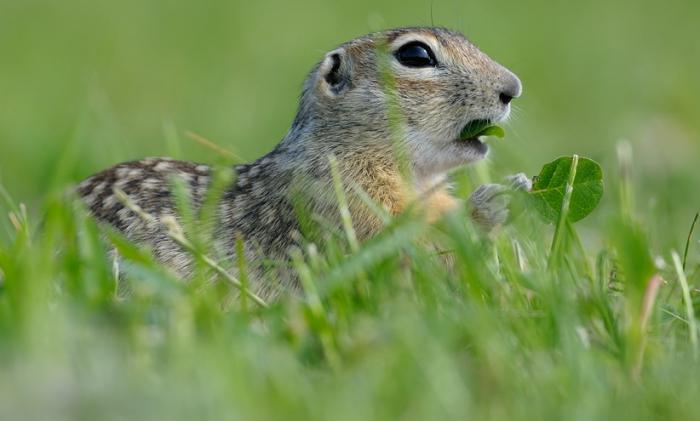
[458,119,493,140]
[455,137,488,154]
[454,119,492,154]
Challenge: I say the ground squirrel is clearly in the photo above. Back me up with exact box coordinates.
[77,27,530,300]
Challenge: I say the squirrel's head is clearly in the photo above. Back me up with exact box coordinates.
[292,27,521,180]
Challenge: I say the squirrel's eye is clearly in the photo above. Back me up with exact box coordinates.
[395,41,437,68]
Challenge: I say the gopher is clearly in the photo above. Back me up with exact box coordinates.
[77,27,529,300]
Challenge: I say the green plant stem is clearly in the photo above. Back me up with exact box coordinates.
[632,273,663,380]
[566,219,593,279]
[683,212,699,271]
[329,156,359,252]
[329,155,371,298]
[672,251,698,358]
[292,250,342,371]
[549,155,579,269]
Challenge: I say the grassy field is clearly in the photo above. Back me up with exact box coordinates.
[1,1,700,419]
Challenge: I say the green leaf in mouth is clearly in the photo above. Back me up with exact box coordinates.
[476,125,505,139]
[459,121,505,141]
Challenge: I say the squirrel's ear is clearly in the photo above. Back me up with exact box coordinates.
[319,48,352,96]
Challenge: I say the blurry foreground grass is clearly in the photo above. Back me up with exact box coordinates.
[1,145,699,420]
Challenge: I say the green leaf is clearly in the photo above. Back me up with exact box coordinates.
[530,156,604,223]
[478,125,505,138]
[459,121,505,140]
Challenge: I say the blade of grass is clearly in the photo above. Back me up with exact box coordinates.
[683,212,699,271]
[113,187,268,308]
[566,219,593,279]
[0,183,19,214]
[672,251,698,358]
[329,155,372,298]
[185,130,245,163]
[235,235,250,314]
[349,181,392,225]
[328,155,359,252]
[633,273,663,379]
[291,248,341,370]
[549,154,579,268]
[163,120,183,158]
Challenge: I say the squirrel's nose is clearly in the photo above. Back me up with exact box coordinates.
[499,92,514,105]
[499,74,522,105]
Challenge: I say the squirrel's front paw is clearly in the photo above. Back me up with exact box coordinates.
[469,173,531,233]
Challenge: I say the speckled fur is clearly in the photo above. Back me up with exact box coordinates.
[77,27,524,300]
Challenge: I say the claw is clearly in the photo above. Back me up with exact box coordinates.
[469,173,531,233]
[505,173,532,192]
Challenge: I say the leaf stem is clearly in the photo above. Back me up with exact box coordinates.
[549,154,579,269]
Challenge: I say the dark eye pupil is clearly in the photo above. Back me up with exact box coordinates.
[395,42,437,68]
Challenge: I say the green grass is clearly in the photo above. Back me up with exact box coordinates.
[1,144,699,420]
[1,0,700,419]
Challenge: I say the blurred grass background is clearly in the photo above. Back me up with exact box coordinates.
[1,0,699,246]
